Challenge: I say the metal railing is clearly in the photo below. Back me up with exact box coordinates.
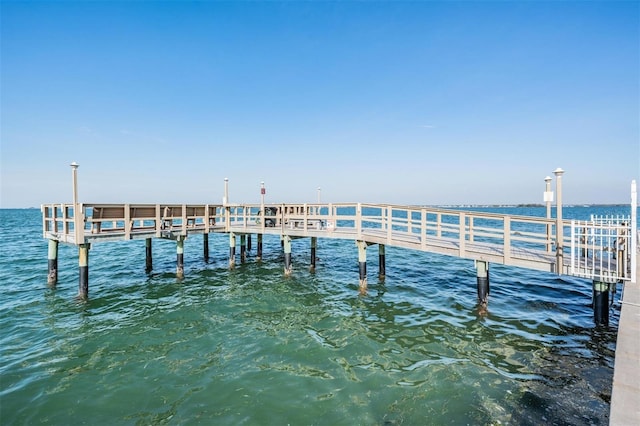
[570,216,634,282]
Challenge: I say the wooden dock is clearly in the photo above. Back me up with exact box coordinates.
[42,201,635,288]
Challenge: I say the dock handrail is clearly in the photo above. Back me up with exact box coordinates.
[42,200,635,280]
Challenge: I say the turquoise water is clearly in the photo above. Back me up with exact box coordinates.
[0,206,632,425]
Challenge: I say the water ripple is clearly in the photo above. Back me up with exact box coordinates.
[0,208,628,425]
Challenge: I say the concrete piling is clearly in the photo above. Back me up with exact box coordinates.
[247,234,252,251]
[47,239,58,285]
[176,237,185,279]
[78,244,90,299]
[240,234,246,263]
[283,235,292,276]
[145,238,153,273]
[378,244,386,280]
[257,234,263,261]
[357,240,367,293]
[593,280,610,326]
[476,260,489,306]
[229,233,236,269]
[310,237,317,272]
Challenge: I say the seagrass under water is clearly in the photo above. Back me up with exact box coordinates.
[0,207,627,425]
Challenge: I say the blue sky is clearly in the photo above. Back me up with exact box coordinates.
[1,1,638,207]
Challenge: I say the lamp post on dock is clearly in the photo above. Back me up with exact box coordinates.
[544,176,553,252]
[544,176,552,219]
[258,181,265,260]
[224,178,230,233]
[554,168,565,272]
[317,187,321,203]
[224,177,229,206]
[71,162,79,209]
[70,161,81,245]
[70,162,89,298]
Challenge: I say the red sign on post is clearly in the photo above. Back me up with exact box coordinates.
[261,188,266,195]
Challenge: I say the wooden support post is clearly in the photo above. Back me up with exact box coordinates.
[229,233,236,269]
[476,260,489,306]
[357,240,367,293]
[310,237,317,272]
[78,244,90,299]
[247,234,252,251]
[47,239,59,285]
[145,238,153,273]
[257,234,263,261]
[593,280,610,326]
[203,233,209,262]
[176,237,184,279]
[283,235,292,276]
[378,244,386,280]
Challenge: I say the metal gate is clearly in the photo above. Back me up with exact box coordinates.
[570,181,637,283]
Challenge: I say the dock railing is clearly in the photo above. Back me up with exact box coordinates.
[42,199,635,280]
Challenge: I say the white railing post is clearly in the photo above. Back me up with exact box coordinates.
[503,216,511,263]
[387,206,392,244]
[544,176,553,252]
[125,204,131,239]
[631,180,637,284]
[570,220,576,275]
[356,203,362,238]
[155,204,162,237]
[70,162,82,244]
[459,212,466,257]
[421,208,427,250]
[554,168,565,273]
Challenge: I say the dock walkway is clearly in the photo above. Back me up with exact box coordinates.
[610,243,640,425]
[42,202,634,280]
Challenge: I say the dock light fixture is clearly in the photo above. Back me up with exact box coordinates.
[70,162,79,208]
[260,181,266,222]
[544,176,553,252]
[544,176,553,219]
[553,168,565,271]
[224,178,229,206]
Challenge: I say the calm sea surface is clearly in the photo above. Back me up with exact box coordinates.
[0,206,634,425]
